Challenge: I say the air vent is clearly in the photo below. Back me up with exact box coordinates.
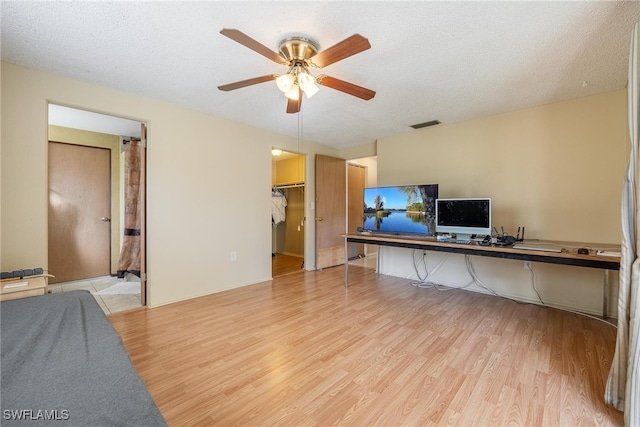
[410,120,441,129]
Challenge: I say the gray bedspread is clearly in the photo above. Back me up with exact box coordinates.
[1,290,167,426]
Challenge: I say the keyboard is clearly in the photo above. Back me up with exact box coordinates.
[440,239,472,244]
[512,243,562,253]
[596,250,621,257]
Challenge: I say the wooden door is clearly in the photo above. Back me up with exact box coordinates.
[48,142,111,283]
[348,163,365,259]
[315,154,346,269]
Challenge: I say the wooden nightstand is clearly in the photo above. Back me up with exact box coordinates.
[0,275,49,301]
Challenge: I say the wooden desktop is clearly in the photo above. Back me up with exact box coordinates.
[343,233,621,317]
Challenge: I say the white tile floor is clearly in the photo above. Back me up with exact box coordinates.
[48,276,142,315]
[349,253,378,269]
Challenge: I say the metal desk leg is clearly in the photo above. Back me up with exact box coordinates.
[603,270,609,319]
[345,238,349,288]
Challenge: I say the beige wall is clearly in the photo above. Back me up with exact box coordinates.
[1,61,339,307]
[339,141,377,160]
[378,90,627,243]
[48,125,122,275]
[376,90,628,317]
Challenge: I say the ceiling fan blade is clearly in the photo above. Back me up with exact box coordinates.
[218,74,277,91]
[286,88,303,114]
[317,75,376,100]
[311,34,371,68]
[220,28,286,64]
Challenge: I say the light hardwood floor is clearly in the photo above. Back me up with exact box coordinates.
[109,266,622,426]
[272,253,304,277]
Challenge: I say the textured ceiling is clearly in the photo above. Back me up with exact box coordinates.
[2,1,640,149]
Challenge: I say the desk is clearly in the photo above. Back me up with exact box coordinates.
[0,275,49,301]
[343,233,620,317]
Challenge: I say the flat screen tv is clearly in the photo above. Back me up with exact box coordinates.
[435,198,492,241]
[362,184,438,236]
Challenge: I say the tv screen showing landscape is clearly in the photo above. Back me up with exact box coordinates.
[363,184,438,236]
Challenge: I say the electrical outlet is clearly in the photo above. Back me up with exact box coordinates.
[524,261,531,270]
[230,251,237,262]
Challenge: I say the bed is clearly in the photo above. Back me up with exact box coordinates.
[1,290,166,426]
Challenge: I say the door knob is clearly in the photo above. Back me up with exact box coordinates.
[101,217,111,222]
[316,217,323,221]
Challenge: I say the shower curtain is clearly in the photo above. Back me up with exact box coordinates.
[116,139,142,278]
[605,21,640,426]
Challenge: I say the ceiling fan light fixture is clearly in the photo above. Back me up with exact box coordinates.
[302,82,319,98]
[218,29,376,113]
[276,73,295,93]
[297,71,314,87]
[298,71,319,98]
[285,84,300,100]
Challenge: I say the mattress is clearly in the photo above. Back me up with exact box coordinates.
[1,290,166,426]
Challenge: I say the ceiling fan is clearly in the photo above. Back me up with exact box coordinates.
[217,28,376,114]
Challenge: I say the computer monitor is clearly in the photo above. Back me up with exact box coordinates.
[435,198,492,241]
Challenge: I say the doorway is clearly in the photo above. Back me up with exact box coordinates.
[348,163,366,259]
[272,149,305,277]
[346,156,378,270]
[47,104,146,314]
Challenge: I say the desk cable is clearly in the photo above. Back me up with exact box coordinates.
[466,256,614,326]
[519,261,615,327]
[410,250,616,328]
[526,265,545,306]
[410,250,474,291]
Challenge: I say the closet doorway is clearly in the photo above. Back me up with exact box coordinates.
[346,156,378,270]
[47,104,147,314]
[272,149,305,277]
[348,163,366,259]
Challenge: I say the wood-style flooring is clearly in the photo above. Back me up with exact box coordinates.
[272,253,304,277]
[109,265,622,426]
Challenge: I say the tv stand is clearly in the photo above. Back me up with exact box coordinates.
[343,233,620,318]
